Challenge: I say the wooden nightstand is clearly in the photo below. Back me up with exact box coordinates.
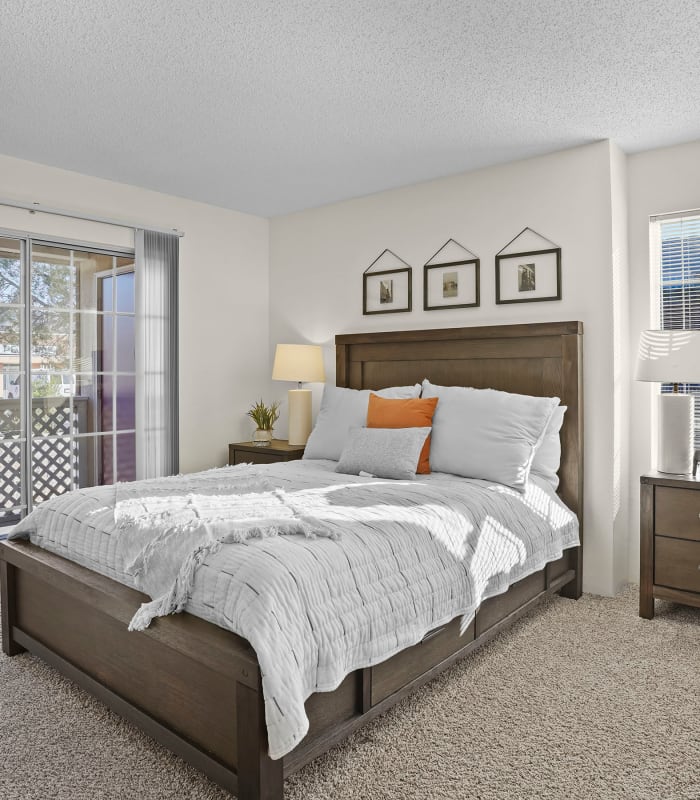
[228,439,305,466]
[640,471,700,618]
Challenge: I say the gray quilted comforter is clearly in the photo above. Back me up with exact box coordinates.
[11,459,579,759]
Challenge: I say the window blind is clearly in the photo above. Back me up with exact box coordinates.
[654,211,700,446]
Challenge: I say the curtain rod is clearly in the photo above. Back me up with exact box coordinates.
[0,197,185,238]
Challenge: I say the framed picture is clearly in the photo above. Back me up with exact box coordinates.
[363,267,412,315]
[495,247,561,304]
[423,258,480,310]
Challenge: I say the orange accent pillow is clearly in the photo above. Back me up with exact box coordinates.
[366,394,439,474]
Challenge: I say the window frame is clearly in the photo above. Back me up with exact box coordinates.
[651,209,700,447]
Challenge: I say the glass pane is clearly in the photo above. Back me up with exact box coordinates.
[100,275,114,313]
[102,434,114,485]
[0,237,22,305]
[116,374,135,430]
[76,251,113,311]
[0,370,22,436]
[30,392,72,437]
[72,392,90,438]
[1,366,21,403]
[70,435,105,489]
[1,307,23,428]
[74,311,106,372]
[116,315,135,372]
[101,374,114,433]
[31,309,70,371]
[0,306,21,358]
[31,246,72,309]
[0,441,23,518]
[32,436,76,504]
[73,373,107,433]
[116,432,136,482]
[32,246,114,311]
[73,311,106,372]
[101,314,114,373]
[116,269,134,313]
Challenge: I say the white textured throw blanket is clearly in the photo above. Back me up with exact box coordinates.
[11,460,579,759]
[111,466,337,630]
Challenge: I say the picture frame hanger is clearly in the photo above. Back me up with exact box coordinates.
[362,249,412,315]
[363,248,412,274]
[424,238,478,266]
[495,227,560,256]
[495,227,562,305]
[423,239,480,311]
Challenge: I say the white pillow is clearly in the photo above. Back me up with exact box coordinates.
[420,379,559,492]
[530,405,567,491]
[336,427,431,480]
[304,384,421,461]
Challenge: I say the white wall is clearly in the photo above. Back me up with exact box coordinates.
[626,140,700,581]
[270,140,623,596]
[0,154,270,472]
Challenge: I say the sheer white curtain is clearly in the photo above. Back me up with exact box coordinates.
[135,229,179,478]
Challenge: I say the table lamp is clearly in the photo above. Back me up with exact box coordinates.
[272,344,325,446]
[635,329,700,474]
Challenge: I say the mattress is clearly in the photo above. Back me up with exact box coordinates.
[11,459,579,758]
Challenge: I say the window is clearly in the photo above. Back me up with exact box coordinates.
[653,211,700,445]
[0,236,136,527]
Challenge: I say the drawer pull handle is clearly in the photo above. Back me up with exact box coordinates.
[421,626,446,644]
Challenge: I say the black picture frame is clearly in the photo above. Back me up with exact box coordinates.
[423,258,480,311]
[495,247,561,304]
[363,267,412,315]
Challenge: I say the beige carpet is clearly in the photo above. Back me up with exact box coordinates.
[1,586,698,800]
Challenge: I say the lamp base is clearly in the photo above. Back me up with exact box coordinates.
[288,389,312,446]
[657,393,694,474]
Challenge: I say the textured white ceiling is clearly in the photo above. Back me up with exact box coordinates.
[1,0,698,217]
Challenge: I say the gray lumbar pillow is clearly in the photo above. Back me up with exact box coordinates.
[336,427,431,480]
[304,384,421,461]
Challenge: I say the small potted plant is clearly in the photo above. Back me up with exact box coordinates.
[247,398,280,446]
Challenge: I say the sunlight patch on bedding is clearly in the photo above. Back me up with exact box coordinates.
[469,515,527,604]
[288,490,475,559]
[487,481,572,529]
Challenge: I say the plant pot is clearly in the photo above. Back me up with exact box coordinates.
[252,428,273,447]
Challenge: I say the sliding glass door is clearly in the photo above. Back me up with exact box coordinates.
[0,234,136,527]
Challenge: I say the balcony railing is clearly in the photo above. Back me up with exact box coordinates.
[0,396,90,525]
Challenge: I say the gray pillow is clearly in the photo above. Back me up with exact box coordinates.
[421,379,559,492]
[336,427,431,480]
[304,384,421,461]
[530,405,567,491]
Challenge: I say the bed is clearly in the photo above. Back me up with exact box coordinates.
[0,320,583,800]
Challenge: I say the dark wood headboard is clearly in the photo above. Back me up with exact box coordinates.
[336,321,584,592]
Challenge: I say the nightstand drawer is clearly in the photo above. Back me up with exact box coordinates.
[655,487,700,542]
[655,536,700,593]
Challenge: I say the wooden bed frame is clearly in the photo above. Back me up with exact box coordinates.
[0,321,583,800]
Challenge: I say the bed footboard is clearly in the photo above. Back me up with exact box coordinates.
[0,539,283,800]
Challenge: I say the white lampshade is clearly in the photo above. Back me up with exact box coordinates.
[272,344,325,383]
[635,329,700,383]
